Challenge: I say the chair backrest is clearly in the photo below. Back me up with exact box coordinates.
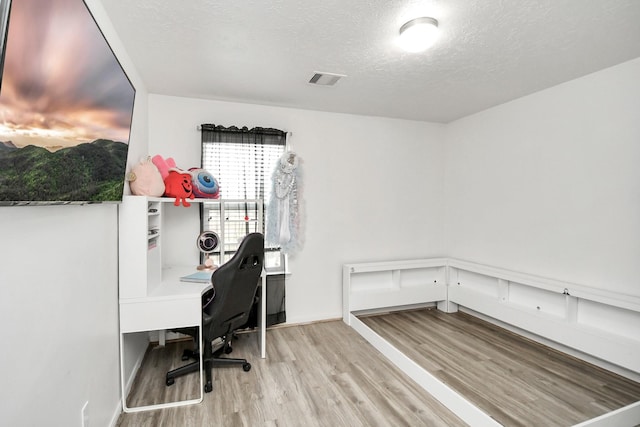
[204,233,264,340]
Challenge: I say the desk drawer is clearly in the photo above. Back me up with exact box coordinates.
[120,298,201,333]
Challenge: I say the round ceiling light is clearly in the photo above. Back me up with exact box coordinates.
[398,17,439,52]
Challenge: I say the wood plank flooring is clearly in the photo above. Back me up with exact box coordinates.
[116,320,466,427]
[360,308,640,427]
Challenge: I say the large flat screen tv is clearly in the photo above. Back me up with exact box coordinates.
[0,0,135,206]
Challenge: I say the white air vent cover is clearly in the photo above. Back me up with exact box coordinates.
[308,72,345,86]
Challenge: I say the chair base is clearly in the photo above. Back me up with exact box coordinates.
[166,342,251,393]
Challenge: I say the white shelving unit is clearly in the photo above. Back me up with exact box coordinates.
[119,197,264,300]
[119,196,160,299]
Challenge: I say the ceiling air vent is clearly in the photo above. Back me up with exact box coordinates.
[308,72,345,86]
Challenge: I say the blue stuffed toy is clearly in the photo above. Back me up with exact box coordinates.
[189,168,220,199]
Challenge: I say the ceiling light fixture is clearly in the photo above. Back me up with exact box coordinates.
[398,17,439,52]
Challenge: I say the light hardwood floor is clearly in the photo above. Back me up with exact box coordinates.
[118,310,640,426]
[360,308,640,427]
[116,320,466,427]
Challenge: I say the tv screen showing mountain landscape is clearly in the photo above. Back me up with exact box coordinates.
[0,0,135,205]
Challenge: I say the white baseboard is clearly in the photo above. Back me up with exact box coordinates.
[284,312,343,325]
[109,399,123,427]
[117,346,146,419]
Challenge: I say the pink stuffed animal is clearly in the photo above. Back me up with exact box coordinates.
[127,157,165,196]
[152,155,177,180]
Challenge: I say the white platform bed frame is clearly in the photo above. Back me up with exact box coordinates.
[343,258,640,427]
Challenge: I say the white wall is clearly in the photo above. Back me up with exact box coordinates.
[148,95,446,323]
[0,0,148,425]
[0,205,119,425]
[444,57,640,296]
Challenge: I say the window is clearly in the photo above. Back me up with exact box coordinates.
[200,125,286,271]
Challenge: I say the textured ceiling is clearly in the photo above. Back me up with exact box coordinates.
[101,0,640,123]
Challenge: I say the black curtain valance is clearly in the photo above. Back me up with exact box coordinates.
[200,124,286,138]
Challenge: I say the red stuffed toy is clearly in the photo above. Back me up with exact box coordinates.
[164,170,194,207]
[152,155,195,207]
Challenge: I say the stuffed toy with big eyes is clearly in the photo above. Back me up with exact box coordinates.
[189,168,220,199]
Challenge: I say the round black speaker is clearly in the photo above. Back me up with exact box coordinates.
[197,231,219,254]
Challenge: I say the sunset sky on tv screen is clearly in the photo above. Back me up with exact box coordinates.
[0,0,135,152]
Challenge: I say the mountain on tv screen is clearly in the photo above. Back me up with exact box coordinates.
[0,0,135,205]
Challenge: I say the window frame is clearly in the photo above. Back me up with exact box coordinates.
[199,125,287,273]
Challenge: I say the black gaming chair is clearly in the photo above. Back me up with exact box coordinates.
[166,232,264,393]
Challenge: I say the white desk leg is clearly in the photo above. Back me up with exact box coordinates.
[260,273,267,358]
[198,323,204,397]
[159,330,166,347]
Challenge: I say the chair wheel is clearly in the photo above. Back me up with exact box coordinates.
[181,349,196,361]
[243,362,251,372]
[225,345,233,354]
[204,383,213,393]
[166,377,175,386]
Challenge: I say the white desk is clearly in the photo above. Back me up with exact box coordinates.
[119,265,267,413]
